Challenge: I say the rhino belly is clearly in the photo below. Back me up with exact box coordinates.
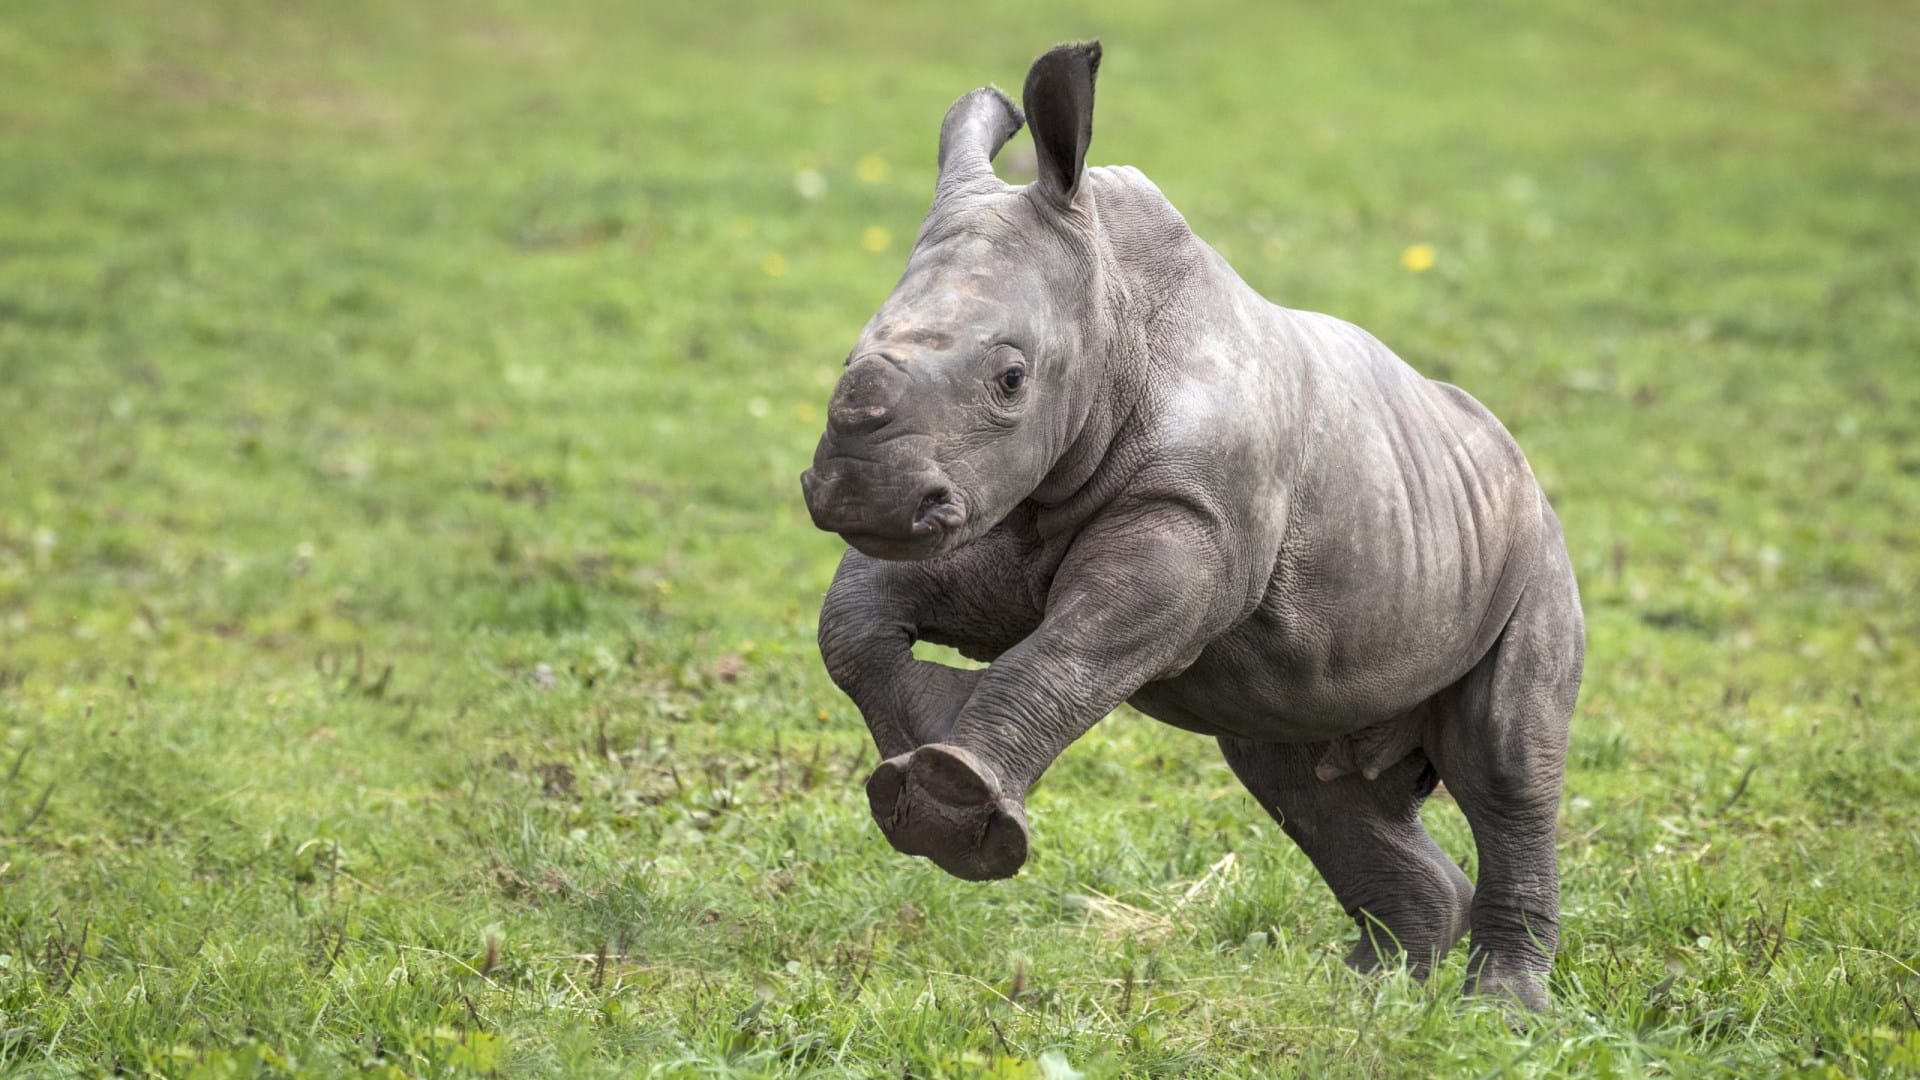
[1126,627,1439,742]
[1126,528,1532,743]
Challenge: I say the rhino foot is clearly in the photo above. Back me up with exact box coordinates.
[866,743,1029,881]
[1466,959,1553,1016]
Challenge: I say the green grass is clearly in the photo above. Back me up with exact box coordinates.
[2,0,1917,1075]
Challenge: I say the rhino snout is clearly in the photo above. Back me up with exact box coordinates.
[801,465,966,559]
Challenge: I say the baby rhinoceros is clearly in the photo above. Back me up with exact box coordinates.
[800,41,1584,1011]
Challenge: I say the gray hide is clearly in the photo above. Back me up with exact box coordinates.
[800,42,1584,1012]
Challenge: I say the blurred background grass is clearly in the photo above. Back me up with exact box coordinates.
[1,1,1917,1076]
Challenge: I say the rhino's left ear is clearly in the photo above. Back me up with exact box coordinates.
[1022,40,1101,209]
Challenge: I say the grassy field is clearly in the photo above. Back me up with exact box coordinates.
[2,0,1918,1075]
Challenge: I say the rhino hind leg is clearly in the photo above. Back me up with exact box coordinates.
[1220,738,1473,978]
[1433,543,1584,1014]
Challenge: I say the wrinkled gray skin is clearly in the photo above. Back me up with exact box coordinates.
[800,42,1583,1012]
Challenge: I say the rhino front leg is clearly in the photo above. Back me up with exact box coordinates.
[818,548,1020,761]
[867,514,1239,881]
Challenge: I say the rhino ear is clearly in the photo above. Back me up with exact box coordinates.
[1022,40,1101,209]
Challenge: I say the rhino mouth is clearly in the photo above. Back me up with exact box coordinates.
[800,466,969,561]
[841,529,957,561]
[840,495,969,561]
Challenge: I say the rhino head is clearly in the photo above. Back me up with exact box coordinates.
[800,42,1118,562]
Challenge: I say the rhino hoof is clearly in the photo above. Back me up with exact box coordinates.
[1466,968,1553,1017]
[866,743,1029,881]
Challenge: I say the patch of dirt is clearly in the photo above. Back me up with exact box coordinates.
[709,654,745,683]
[489,859,571,901]
[532,761,575,797]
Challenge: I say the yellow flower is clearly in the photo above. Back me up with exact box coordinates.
[861,225,891,253]
[760,253,788,278]
[1401,243,1436,272]
[855,154,889,184]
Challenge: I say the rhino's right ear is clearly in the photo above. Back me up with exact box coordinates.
[1022,41,1101,209]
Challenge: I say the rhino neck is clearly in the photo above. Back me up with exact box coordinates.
[1029,184,1316,545]
[1026,179,1219,524]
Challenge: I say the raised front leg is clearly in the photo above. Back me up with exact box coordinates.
[817,575,979,762]
[866,509,1244,880]
[818,525,1046,760]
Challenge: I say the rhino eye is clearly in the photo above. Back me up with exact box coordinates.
[998,366,1026,394]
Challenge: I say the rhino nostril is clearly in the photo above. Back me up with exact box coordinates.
[912,487,960,534]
